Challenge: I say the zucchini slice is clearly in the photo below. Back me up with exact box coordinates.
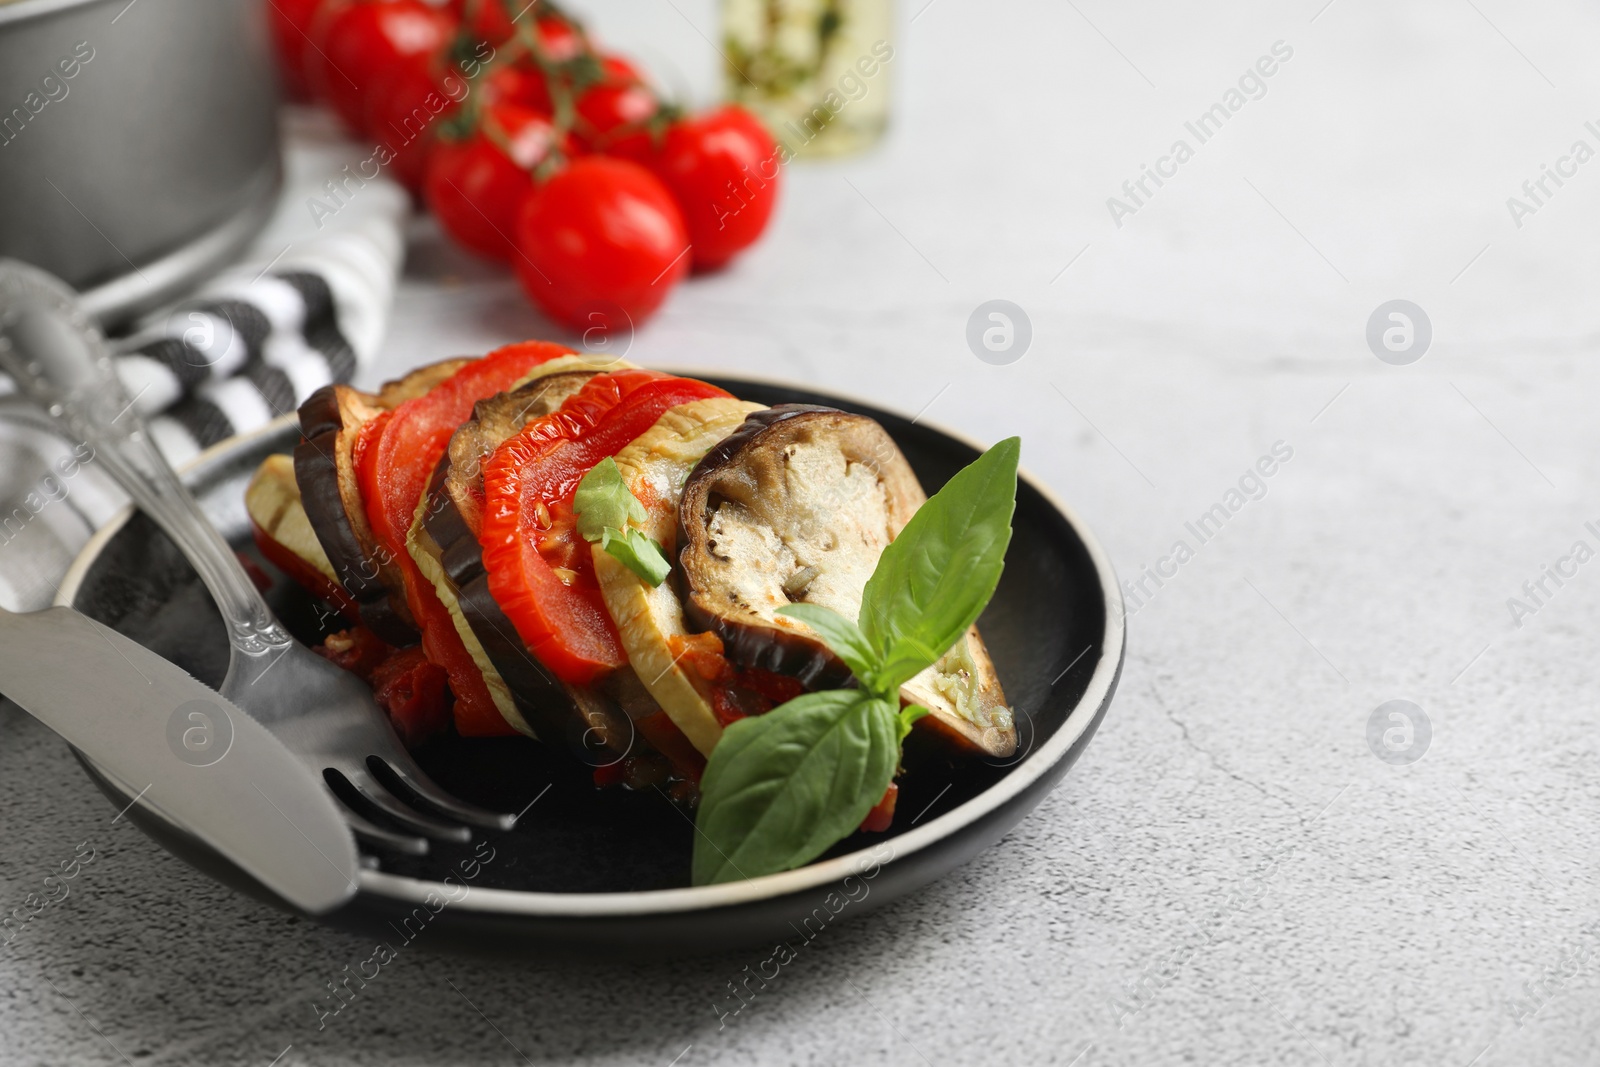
[593,397,766,756]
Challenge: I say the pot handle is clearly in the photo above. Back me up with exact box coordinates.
[0,259,290,656]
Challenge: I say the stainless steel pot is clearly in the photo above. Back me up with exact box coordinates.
[0,0,281,325]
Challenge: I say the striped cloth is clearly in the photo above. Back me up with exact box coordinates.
[109,106,409,466]
[116,273,358,464]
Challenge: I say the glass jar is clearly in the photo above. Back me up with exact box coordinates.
[721,0,895,159]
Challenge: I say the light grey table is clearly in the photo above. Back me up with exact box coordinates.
[5,0,1600,1063]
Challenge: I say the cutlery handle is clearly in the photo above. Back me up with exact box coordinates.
[0,260,290,657]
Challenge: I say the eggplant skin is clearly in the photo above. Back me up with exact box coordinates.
[682,405,837,494]
[294,387,383,611]
[293,360,468,645]
[675,404,1016,758]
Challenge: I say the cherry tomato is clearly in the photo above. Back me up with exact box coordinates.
[364,59,459,195]
[425,102,566,261]
[534,15,586,62]
[513,157,689,331]
[648,106,780,271]
[268,0,327,101]
[481,62,554,115]
[308,0,456,135]
[596,53,641,81]
[449,0,516,43]
[451,3,584,52]
[574,56,657,160]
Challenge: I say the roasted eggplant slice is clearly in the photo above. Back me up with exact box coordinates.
[406,370,602,736]
[294,359,468,644]
[901,629,1015,757]
[676,404,1016,758]
[677,405,922,685]
[593,397,767,756]
[430,371,603,553]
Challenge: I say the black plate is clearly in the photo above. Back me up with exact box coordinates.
[57,375,1124,956]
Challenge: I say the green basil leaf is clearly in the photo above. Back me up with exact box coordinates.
[876,636,943,692]
[692,689,898,886]
[896,704,931,745]
[573,457,647,543]
[775,603,881,684]
[601,526,671,586]
[860,437,1020,691]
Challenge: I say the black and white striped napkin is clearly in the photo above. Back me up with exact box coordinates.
[114,271,359,463]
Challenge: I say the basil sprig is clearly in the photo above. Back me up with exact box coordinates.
[573,457,671,586]
[599,525,671,586]
[692,437,1020,885]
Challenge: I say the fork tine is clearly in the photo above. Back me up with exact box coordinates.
[330,795,430,856]
[335,768,473,843]
[369,755,519,831]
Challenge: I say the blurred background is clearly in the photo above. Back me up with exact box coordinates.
[5,0,1600,1064]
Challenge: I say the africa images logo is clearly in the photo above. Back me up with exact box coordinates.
[165,700,234,768]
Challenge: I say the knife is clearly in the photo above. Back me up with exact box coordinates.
[0,605,359,915]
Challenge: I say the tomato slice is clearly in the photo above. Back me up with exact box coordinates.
[860,783,898,833]
[314,628,451,748]
[633,710,707,782]
[479,372,730,684]
[369,646,451,749]
[314,626,391,681]
[359,341,576,737]
[669,630,807,727]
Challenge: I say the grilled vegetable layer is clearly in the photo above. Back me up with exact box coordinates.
[408,367,602,736]
[593,397,767,756]
[294,359,469,644]
[677,405,1016,757]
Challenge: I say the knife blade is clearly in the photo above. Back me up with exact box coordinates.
[0,605,359,915]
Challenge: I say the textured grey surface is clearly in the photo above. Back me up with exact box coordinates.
[6,0,1600,1063]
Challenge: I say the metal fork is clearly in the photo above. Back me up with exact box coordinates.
[0,260,516,857]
